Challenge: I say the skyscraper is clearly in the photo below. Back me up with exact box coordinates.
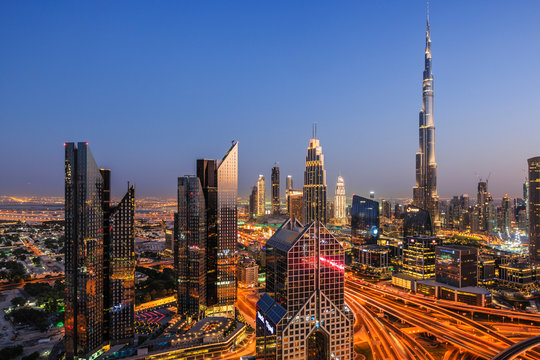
[413,6,440,230]
[334,175,346,221]
[65,142,135,360]
[196,141,238,317]
[528,157,540,264]
[351,195,379,246]
[175,176,207,320]
[286,189,303,220]
[249,185,257,219]
[256,219,353,359]
[104,180,135,344]
[286,175,293,192]
[303,125,327,224]
[271,165,280,215]
[257,174,266,216]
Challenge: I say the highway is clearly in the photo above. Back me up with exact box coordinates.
[345,276,540,360]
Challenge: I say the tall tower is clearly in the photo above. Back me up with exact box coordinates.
[286,175,293,192]
[303,124,327,224]
[196,141,238,317]
[257,174,266,216]
[334,175,346,221]
[65,143,135,360]
[413,4,440,230]
[175,176,207,320]
[528,157,540,264]
[271,164,280,215]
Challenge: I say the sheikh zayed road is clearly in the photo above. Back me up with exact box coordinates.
[1,5,540,360]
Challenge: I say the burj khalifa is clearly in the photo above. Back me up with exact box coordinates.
[413,6,440,229]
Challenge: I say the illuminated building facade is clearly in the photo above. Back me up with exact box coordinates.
[256,219,353,360]
[271,165,280,215]
[197,142,238,317]
[351,195,379,246]
[334,175,346,221]
[104,180,135,344]
[529,157,540,264]
[303,125,327,224]
[286,189,303,220]
[286,175,293,192]
[403,205,433,238]
[249,185,257,219]
[435,245,477,288]
[175,176,207,320]
[65,142,135,360]
[413,8,440,230]
[257,174,266,217]
[402,236,442,279]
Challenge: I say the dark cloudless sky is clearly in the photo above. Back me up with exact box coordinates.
[1,1,539,200]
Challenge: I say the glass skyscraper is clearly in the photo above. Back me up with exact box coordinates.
[256,219,353,360]
[65,142,135,360]
[196,141,238,317]
[403,204,433,238]
[529,156,540,264]
[175,176,207,320]
[351,195,379,246]
[271,164,280,215]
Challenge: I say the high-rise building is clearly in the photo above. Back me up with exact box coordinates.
[529,156,540,264]
[413,7,440,230]
[402,236,442,279]
[175,176,207,320]
[256,219,353,360]
[286,175,293,192]
[501,194,512,235]
[249,186,258,219]
[303,125,327,224]
[286,190,303,220]
[435,245,478,287]
[65,143,135,360]
[334,175,346,221]
[473,181,495,233]
[196,142,238,317]
[351,195,379,246]
[271,165,280,215]
[104,180,135,344]
[403,205,433,238]
[257,175,266,216]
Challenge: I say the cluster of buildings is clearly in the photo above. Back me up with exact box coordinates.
[60,6,540,360]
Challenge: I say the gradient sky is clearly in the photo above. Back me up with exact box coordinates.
[1,1,539,201]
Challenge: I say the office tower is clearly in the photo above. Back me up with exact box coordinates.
[529,157,540,264]
[303,124,327,224]
[413,7,440,230]
[369,191,375,200]
[271,165,280,215]
[402,236,442,279]
[175,176,207,320]
[474,181,493,233]
[286,175,293,192]
[249,186,257,219]
[381,199,392,219]
[257,175,266,216]
[65,142,135,360]
[435,245,478,287]
[256,219,353,360]
[286,190,303,220]
[334,175,346,221]
[501,194,512,235]
[403,204,433,238]
[196,141,238,317]
[104,181,135,344]
[351,195,380,247]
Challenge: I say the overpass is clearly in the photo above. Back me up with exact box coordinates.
[491,335,540,360]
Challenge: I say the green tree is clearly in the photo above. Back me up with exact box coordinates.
[10,296,26,307]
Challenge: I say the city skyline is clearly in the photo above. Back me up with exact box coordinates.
[1,1,540,200]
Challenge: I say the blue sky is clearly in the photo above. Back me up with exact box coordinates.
[1,1,539,200]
